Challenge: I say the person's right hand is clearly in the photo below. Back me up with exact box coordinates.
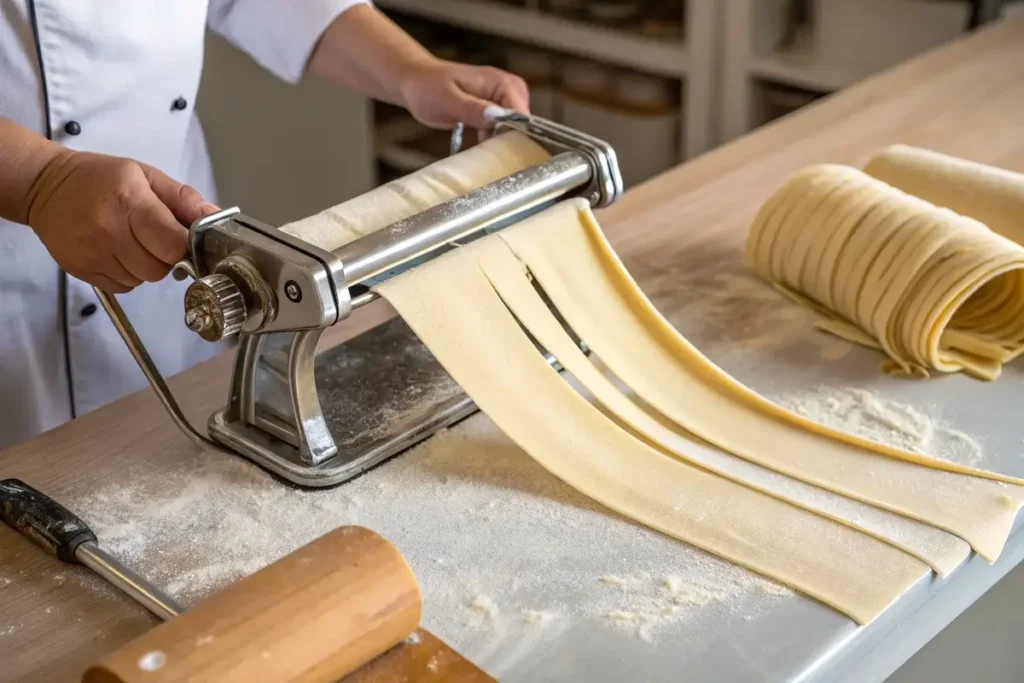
[26,150,218,293]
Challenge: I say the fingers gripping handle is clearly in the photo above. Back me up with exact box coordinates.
[0,478,96,563]
[450,105,516,155]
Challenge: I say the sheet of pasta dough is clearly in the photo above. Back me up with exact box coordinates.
[278,131,986,614]
[375,241,928,625]
[278,132,550,252]
[473,237,969,577]
[498,199,1024,562]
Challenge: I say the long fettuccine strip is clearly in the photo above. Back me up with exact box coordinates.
[474,236,970,576]
[498,199,1024,562]
[376,238,928,625]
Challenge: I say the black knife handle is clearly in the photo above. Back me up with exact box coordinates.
[0,479,95,563]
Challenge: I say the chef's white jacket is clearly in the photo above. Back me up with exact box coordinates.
[0,0,366,448]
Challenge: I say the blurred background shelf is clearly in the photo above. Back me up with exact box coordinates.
[375,0,690,77]
[747,42,873,94]
[372,0,718,191]
[197,0,1024,226]
[718,0,1024,141]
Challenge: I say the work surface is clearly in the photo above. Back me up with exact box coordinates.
[4,18,1024,683]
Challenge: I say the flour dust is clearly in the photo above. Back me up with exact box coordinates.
[775,385,986,468]
[70,413,791,672]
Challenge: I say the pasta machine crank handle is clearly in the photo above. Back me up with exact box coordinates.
[93,287,224,452]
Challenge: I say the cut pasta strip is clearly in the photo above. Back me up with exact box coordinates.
[499,198,1024,562]
[376,238,929,625]
[474,236,969,577]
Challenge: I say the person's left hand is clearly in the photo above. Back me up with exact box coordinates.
[399,58,530,137]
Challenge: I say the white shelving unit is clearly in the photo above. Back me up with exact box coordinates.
[746,46,875,94]
[720,0,973,143]
[378,0,689,77]
[375,0,719,165]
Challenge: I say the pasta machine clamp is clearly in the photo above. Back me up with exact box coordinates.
[96,114,623,487]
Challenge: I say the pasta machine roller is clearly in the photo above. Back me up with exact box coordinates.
[97,113,624,487]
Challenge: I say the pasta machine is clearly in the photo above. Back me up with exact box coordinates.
[97,113,623,487]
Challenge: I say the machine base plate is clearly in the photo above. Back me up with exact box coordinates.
[210,316,477,488]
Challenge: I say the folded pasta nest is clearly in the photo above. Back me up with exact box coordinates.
[746,163,1024,380]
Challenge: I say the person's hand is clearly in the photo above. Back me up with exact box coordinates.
[398,58,530,137]
[26,150,218,293]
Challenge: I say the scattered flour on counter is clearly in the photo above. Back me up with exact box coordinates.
[607,610,639,622]
[520,609,554,625]
[467,593,499,627]
[585,359,971,576]
[593,570,789,642]
[71,412,792,666]
[598,576,627,586]
[640,263,854,361]
[756,579,793,597]
[775,386,985,468]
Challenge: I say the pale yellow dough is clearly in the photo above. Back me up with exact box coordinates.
[280,132,1019,625]
[376,240,928,625]
[500,199,1024,561]
[278,132,550,252]
[474,235,967,577]
[747,164,1024,380]
[865,144,1024,247]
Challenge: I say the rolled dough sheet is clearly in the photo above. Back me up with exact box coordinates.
[278,131,551,252]
[865,144,1024,247]
[499,199,1024,562]
[474,236,969,577]
[376,241,929,625]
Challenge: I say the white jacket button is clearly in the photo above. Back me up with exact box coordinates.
[64,121,82,136]
[80,303,97,318]
[171,96,188,111]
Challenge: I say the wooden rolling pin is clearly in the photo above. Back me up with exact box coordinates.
[0,478,494,683]
[83,525,421,682]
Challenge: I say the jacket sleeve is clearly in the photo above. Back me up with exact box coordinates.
[206,0,371,84]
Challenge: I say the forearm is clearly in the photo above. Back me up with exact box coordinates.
[0,117,67,226]
[307,4,434,106]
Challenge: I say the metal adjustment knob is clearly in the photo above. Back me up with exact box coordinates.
[184,273,246,342]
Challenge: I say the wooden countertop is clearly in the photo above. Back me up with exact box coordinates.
[3,17,1024,683]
